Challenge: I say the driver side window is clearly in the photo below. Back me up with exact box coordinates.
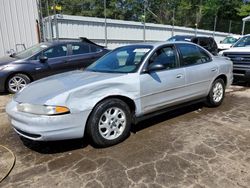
[43,44,67,58]
[149,46,178,70]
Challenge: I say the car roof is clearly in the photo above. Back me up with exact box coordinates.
[122,41,196,48]
[46,38,104,48]
[171,35,194,38]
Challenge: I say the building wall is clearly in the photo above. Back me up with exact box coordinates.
[45,15,231,49]
[0,0,39,56]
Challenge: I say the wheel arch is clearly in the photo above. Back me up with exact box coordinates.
[5,72,34,90]
[214,74,227,86]
[92,95,136,115]
[85,95,136,127]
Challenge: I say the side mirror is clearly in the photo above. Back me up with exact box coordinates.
[39,55,48,63]
[147,63,165,72]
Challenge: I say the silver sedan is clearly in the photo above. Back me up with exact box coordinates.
[6,42,233,147]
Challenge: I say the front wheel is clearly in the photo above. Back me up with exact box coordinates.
[86,98,131,147]
[7,74,31,94]
[206,78,225,107]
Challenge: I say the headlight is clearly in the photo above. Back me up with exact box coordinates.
[17,103,70,115]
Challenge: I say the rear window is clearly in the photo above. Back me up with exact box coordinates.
[90,45,102,52]
[72,44,90,55]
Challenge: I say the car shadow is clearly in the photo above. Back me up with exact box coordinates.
[0,92,11,96]
[131,102,204,133]
[20,137,90,154]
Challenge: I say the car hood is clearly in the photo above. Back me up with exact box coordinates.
[217,43,232,50]
[220,46,250,54]
[0,56,18,66]
[14,70,128,105]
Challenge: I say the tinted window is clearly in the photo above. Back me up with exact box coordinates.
[199,38,209,48]
[149,46,177,70]
[90,45,102,52]
[72,44,90,55]
[177,44,211,66]
[43,44,67,58]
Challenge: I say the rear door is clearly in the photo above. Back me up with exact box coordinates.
[176,43,218,98]
[140,45,186,114]
[67,43,103,69]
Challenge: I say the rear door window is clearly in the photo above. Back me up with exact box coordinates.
[177,44,211,66]
[90,44,102,52]
[71,43,90,55]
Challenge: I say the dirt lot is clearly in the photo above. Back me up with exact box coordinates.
[0,85,250,188]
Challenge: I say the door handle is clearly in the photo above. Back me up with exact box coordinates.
[176,74,183,78]
[211,68,218,72]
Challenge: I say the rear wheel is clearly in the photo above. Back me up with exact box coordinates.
[86,98,131,147]
[206,78,225,107]
[7,74,30,94]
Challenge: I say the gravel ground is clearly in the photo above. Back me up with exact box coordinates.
[0,85,250,188]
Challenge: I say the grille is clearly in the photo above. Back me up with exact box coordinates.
[223,52,250,65]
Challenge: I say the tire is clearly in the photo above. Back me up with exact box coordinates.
[86,98,131,147]
[7,74,31,94]
[206,78,225,107]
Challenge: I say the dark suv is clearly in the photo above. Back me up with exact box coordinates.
[0,38,109,93]
[168,35,218,55]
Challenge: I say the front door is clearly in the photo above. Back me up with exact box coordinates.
[140,45,186,114]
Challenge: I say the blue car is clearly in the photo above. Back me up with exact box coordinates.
[0,38,109,93]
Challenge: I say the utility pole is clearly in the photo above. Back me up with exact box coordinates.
[228,20,232,34]
[172,8,175,37]
[213,14,217,38]
[46,0,52,40]
[37,0,43,42]
[143,2,146,42]
[104,0,107,47]
[195,23,198,36]
[53,0,59,40]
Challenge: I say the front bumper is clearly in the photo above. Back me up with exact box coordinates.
[0,72,7,92]
[233,65,250,81]
[6,100,92,141]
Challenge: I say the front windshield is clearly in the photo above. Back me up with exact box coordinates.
[87,45,153,73]
[15,43,50,59]
[221,36,239,44]
[233,36,250,47]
